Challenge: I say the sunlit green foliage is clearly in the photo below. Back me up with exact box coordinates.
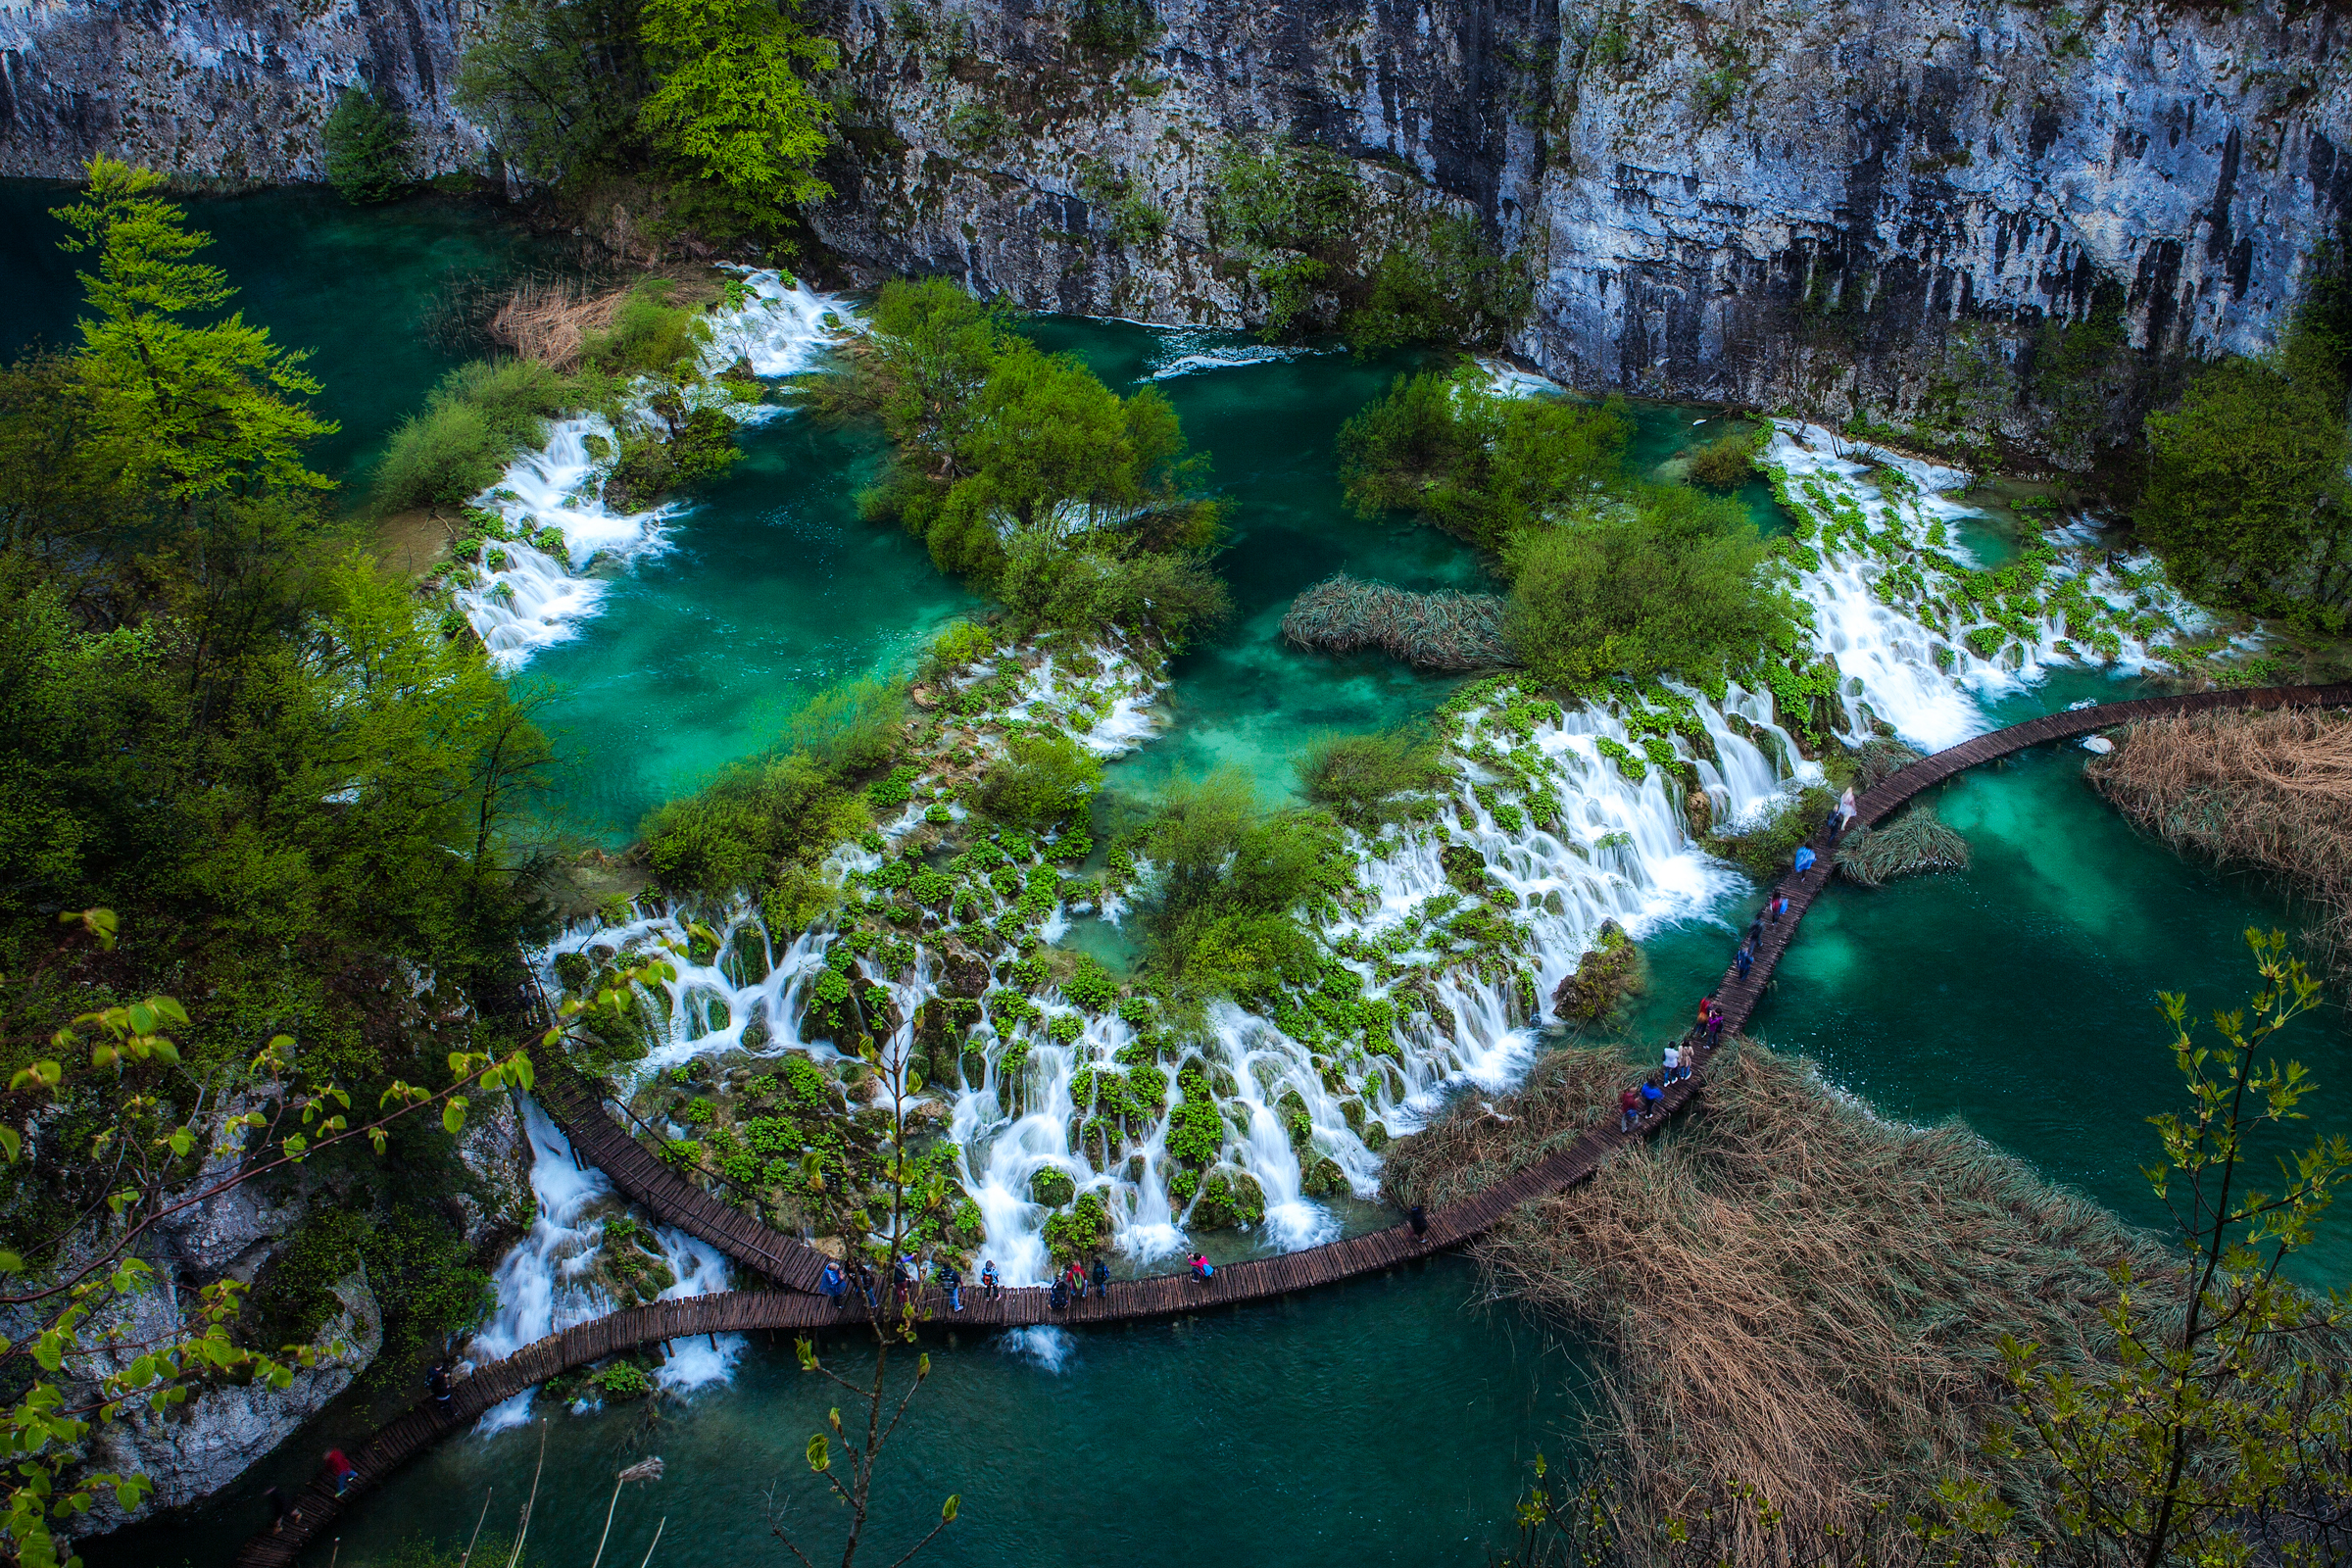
[1500,488,1793,691]
[1337,368,1631,551]
[638,0,838,220]
[1132,769,1348,1004]
[1297,727,1446,829]
[1345,214,1533,355]
[976,732,1102,828]
[373,358,568,511]
[641,749,869,902]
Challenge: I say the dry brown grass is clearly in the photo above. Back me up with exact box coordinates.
[488,276,632,371]
[2087,709,2352,975]
[1388,1042,2178,1556]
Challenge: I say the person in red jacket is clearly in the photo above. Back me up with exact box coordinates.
[1619,1085,1642,1133]
[323,1448,358,1496]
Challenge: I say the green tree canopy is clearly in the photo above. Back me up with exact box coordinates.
[321,86,417,203]
[638,0,838,219]
[1501,487,1792,692]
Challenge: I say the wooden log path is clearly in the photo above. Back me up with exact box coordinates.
[232,681,2352,1567]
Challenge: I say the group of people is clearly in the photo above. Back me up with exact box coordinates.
[817,1251,976,1313]
[1048,1255,1114,1309]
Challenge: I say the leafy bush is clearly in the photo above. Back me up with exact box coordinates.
[922,618,998,676]
[1337,368,1632,550]
[1134,769,1347,1003]
[323,88,417,203]
[582,282,710,378]
[592,1360,655,1399]
[1685,428,1764,490]
[977,732,1102,828]
[997,534,1231,647]
[603,404,740,508]
[1501,487,1793,692]
[1298,727,1447,828]
[787,679,906,774]
[373,358,568,511]
[640,749,868,903]
[1344,214,1532,354]
[637,0,838,224]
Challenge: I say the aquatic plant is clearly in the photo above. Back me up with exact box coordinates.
[1280,573,1518,670]
[1834,805,1968,887]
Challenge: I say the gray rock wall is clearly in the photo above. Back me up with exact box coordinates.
[2,0,2346,425]
[0,0,493,183]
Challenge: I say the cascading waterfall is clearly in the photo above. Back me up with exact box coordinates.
[480,334,2221,1390]
[451,271,848,671]
[467,1099,744,1431]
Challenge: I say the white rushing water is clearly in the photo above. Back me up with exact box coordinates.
[452,272,847,670]
[467,1099,744,1431]
[473,323,2220,1396]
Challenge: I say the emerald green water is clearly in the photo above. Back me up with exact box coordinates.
[14,189,2346,1568]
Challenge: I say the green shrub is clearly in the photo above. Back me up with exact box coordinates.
[322,87,416,204]
[604,403,741,508]
[1134,768,1346,1003]
[641,749,868,899]
[1500,487,1792,691]
[1298,727,1446,829]
[922,618,999,676]
[788,679,906,774]
[977,731,1102,828]
[1337,368,1631,550]
[583,283,710,378]
[1343,214,1532,354]
[591,1360,655,1399]
[1685,428,1764,489]
[1029,1167,1076,1207]
[373,359,568,511]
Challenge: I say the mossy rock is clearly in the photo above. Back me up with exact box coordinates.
[1042,1190,1113,1266]
[1302,1155,1348,1198]
[553,951,593,992]
[1339,1097,1366,1132]
[1440,842,1488,896]
[1189,1168,1267,1231]
[739,1004,772,1053]
[1029,1167,1077,1207]
[722,927,771,987]
[1275,1089,1313,1150]
[1361,1120,1390,1152]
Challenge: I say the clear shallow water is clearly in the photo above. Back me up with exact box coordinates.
[20,195,2346,1567]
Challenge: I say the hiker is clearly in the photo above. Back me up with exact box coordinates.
[1619,1084,1642,1132]
[265,1486,291,1534]
[1662,1042,1681,1081]
[1706,1004,1727,1046]
[1051,1272,1070,1311]
[819,1257,848,1309]
[938,1258,964,1312]
[1676,1041,1695,1081]
[1190,1252,1215,1284]
[1091,1256,1110,1298]
[981,1259,1001,1300]
[1838,785,1857,827]
[1745,911,1764,948]
[1694,995,1715,1031]
[892,1253,914,1306]
[857,1257,879,1310]
[1735,940,1753,978]
[1408,1203,1428,1238]
[1639,1073,1665,1118]
[428,1362,454,1410]
[1769,892,1788,923]
[1792,844,1817,875]
[322,1448,358,1497]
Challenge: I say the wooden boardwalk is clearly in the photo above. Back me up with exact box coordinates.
[231,681,2351,1567]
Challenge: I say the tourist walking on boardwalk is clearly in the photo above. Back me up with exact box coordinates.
[1051,1271,1070,1311]
[1662,1042,1681,1081]
[1676,1041,1694,1082]
[819,1257,848,1309]
[1639,1073,1665,1119]
[1091,1256,1110,1298]
[1745,911,1764,948]
[981,1259,1001,1300]
[1694,995,1714,1031]
[856,1257,878,1310]
[1838,785,1857,827]
[1792,844,1817,875]
[1735,940,1753,978]
[1705,1002,1727,1046]
[323,1448,358,1497]
[428,1362,454,1411]
[938,1258,964,1312]
[1619,1085,1642,1131]
[1769,892,1788,923]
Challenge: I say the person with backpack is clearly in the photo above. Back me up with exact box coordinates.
[1735,941,1753,979]
[1091,1256,1110,1298]
[819,1258,849,1310]
[1619,1084,1642,1132]
[1190,1252,1215,1284]
[981,1259,1001,1300]
[1050,1272,1070,1311]
[937,1259,963,1312]
[322,1448,358,1497]
[1639,1073,1665,1118]
[1792,844,1817,875]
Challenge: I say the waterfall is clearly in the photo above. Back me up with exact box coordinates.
[450,271,849,671]
[468,1098,745,1427]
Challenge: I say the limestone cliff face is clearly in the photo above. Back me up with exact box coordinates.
[804,0,2352,448]
[3,0,2346,433]
[0,0,492,184]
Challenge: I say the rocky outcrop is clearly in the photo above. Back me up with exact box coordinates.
[4,0,2347,441]
[0,0,492,184]
[801,0,2352,454]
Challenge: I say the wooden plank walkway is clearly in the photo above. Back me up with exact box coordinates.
[231,681,2352,1567]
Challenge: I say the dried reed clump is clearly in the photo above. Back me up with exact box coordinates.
[1280,573,1521,671]
[1835,805,1969,887]
[489,275,632,371]
[1382,1048,1629,1212]
[1391,1042,2178,1556]
[2087,709,2352,975]
[1846,736,1926,791]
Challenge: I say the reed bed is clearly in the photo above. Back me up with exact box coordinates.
[1846,736,1926,791]
[2086,709,2352,976]
[488,275,632,371]
[1387,1042,2177,1555]
[1280,573,1519,670]
[1835,805,1969,887]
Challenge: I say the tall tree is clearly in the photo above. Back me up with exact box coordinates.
[637,0,838,218]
